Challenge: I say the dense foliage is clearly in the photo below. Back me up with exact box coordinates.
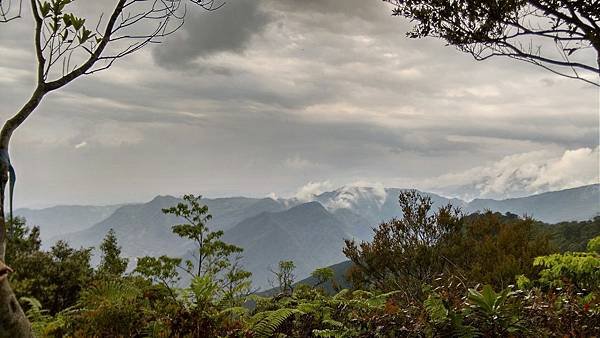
[8,192,600,337]
[544,216,600,252]
[344,191,463,296]
[456,212,553,288]
[344,193,554,296]
[7,218,94,315]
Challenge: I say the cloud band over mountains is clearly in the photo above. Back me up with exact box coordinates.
[422,147,600,200]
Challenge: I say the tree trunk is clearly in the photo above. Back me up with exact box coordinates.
[0,167,31,337]
[0,88,46,337]
[0,1,127,335]
[0,262,31,338]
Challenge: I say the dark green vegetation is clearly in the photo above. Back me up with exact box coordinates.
[5,192,599,337]
[544,217,600,252]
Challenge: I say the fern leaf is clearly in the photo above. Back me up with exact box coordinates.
[252,308,303,338]
[313,328,346,338]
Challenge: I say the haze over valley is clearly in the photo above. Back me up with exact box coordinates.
[18,183,600,288]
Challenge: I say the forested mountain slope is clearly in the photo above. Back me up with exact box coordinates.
[33,184,599,286]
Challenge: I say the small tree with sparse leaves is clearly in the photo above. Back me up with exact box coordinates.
[136,195,252,306]
[162,194,246,281]
[270,260,296,295]
[312,267,334,287]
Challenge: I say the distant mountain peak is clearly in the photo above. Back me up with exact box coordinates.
[149,195,179,204]
[314,185,388,211]
[470,183,600,203]
[289,200,326,211]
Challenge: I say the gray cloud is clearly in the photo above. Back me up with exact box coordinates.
[152,0,272,68]
[0,0,597,207]
[271,0,385,20]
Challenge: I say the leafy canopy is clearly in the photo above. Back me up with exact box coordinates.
[385,0,600,85]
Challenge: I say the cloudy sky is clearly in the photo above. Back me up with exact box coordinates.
[0,0,598,207]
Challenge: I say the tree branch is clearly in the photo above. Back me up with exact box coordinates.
[0,0,22,23]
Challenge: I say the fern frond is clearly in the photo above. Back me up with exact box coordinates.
[219,306,248,318]
[79,279,142,307]
[366,290,400,307]
[322,319,345,328]
[424,294,448,324]
[20,297,46,321]
[351,290,373,299]
[313,328,347,338]
[333,289,349,300]
[251,308,303,338]
[296,301,323,314]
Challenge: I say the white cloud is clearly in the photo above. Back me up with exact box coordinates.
[324,188,356,209]
[74,141,88,149]
[294,181,333,201]
[347,181,387,204]
[530,148,599,190]
[292,180,388,210]
[324,183,388,210]
[423,147,599,200]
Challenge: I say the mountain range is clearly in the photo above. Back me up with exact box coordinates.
[220,202,349,288]
[15,204,122,243]
[15,184,600,289]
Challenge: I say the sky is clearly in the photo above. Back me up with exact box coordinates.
[0,0,598,208]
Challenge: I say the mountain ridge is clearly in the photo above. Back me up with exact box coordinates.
[20,184,599,288]
[219,201,350,289]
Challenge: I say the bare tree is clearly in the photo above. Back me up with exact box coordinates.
[385,0,600,86]
[0,0,22,23]
[0,0,222,335]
